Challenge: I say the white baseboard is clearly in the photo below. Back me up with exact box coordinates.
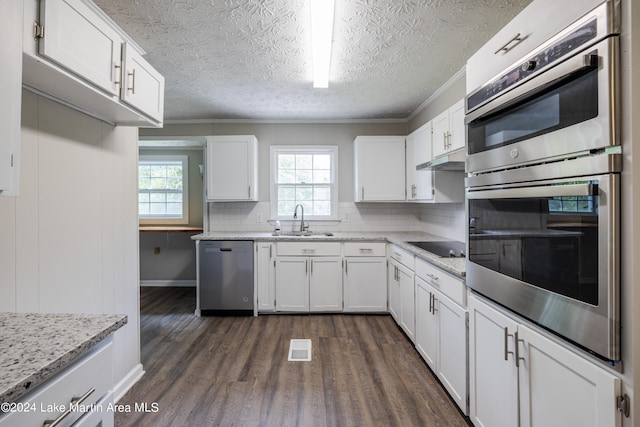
[139,280,196,287]
[113,363,145,403]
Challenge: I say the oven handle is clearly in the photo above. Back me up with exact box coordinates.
[467,182,594,199]
[465,52,599,124]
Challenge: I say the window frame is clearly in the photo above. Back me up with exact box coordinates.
[270,145,339,221]
[138,154,189,225]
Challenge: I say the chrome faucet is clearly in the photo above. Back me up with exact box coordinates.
[293,204,305,232]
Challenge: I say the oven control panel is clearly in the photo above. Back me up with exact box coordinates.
[467,17,599,113]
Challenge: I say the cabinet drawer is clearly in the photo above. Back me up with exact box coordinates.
[0,339,113,427]
[415,257,465,307]
[276,241,341,256]
[388,244,414,270]
[343,242,386,257]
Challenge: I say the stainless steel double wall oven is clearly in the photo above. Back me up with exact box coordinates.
[464,0,621,362]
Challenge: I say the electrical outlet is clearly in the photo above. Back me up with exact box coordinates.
[256,213,263,223]
[343,212,350,223]
[154,247,161,255]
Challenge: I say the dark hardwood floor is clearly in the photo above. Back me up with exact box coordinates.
[115,287,471,427]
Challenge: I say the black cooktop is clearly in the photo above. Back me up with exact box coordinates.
[407,241,466,258]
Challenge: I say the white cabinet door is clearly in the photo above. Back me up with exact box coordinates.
[406,124,434,202]
[309,257,342,312]
[354,136,406,201]
[388,259,401,321]
[39,0,122,96]
[121,43,165,123]
[275,257,309,312]
[398,262,415,342]
[206,136,258,201]
[256,243,275,312]
[468,295,519,427]
[343,257,387,312]
[416,277,468,415]
[431,109,450,159]
[0,0,22,195]
[448,100,465,153]
[432,100,465,158]
[415,278,438,370]
[436,292,468,415]
[518,324,621,427]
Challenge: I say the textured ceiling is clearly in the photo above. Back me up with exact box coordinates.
[93,0,531,121]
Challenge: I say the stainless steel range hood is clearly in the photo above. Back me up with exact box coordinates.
[416,148,466,171]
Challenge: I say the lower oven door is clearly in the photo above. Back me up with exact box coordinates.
[466,173,620,362]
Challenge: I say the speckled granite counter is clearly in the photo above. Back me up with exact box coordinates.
[192,231,466,278]
[0,313,127,404]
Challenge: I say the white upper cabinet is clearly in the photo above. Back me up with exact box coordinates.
[206,135,258,202]
[0,0,23,196]
[466,0,605,91]
[38,0,123,97]
[23,0,164,127]
[432,100,465,158]
[354,136,406,202]
[121,43,165,123]
[406,123,433,201]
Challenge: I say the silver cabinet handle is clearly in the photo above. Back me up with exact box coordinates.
[426,273,439,281]
[310,259,313,274]
[515,331,525,368]
[114,63,121,86]
[345,259,348,274]
[248,185,251,198]
[504,327,515,362]
[359,248,374,253]
[494,33,522,54]
[127,68,136,94]
[305,259,308,274]
[43,388,95,427]
[361,187,365,200]
[429,293,433,313]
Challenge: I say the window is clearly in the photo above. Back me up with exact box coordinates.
[139,155,189,224]
[548,195,597,214]
[270,146,338,220]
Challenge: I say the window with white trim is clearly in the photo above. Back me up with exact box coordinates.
[138,155,189,224]
[270,146,338,220]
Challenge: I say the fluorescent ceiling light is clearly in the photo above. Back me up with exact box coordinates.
[310,0,335,88]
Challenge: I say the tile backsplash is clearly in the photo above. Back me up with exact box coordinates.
[207,201,465,242]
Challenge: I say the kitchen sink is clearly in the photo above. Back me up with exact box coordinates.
[406,240,466,258]
[272,231,335,237]
[273,231,314,236]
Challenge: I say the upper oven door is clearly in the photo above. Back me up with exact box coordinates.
[465,36,618,174]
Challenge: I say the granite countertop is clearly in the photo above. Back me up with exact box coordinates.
[0,313,127,404]
[193,231,466,278]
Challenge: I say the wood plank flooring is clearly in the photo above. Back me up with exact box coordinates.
[115,287,471,427]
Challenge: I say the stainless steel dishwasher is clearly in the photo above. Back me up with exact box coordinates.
[197,240,254,315]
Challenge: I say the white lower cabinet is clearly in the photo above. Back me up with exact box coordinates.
[256,242,276,312]
[469,293,622,427]
[343,242,387,312]
[0,339,114,427]
[274,242,342,312]
[415,259,468,415]
[275,257,309,312]
[309,257,343,312]
[388,245,415,342]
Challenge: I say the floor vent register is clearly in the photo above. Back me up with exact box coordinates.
[288,339,312,362]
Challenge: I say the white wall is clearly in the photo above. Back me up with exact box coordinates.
[141,122,466,241]
[0,90,141,397]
